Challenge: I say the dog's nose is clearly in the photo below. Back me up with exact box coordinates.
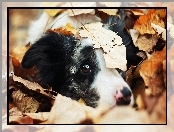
[115,87,132,105]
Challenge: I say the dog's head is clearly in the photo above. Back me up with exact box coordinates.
[22,31,134,108]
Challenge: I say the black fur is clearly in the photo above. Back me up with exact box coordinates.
[22,32,100,107]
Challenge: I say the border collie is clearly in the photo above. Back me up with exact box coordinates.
[21,9,141,108]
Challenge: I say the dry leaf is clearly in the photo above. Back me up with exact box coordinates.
[163,60,166,87]
[38,93,151,124]
[10,45,30,63]
[79,22,126,71]
[46,27,73,36]
[42,94,96,124]
[65,23,78,34]
[9,115,33,124]
[9,75,55,113]
[135,34,158,52]
[12,75,53,98]
[95,106,150,124]
[132,77,146,104]
[13,75,54,98]
[9,107,23,116]
[133,9,165,34]
[130,28,159,52]
[11,56,37,81]
[98,9,117,15]
[129,29,140,46]
[136,94,146,110]
[139,46,166,96]
[80,105,150,124]
[151,23,166,40]
[24,112,50,122]
[130,9,145,16]
[78,98,86,105]
[150,90,166,124]
[11,90,40,113]
[142,90,166,124]
[126,65,137,86]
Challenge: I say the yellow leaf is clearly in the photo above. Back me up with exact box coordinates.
[44,9,64,17]
[78,98,86,105]
[65,23,77,34]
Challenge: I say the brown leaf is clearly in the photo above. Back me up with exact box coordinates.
[135,34,158,52]
[10,45,30,63]
[12,57,37,81]
[142,90,166,124]
[65,23,78,35]
[139,46,166,96]
[9,107,23,116]
[133,9,166,34]
[9,75,55,113]
[12,57,20,66]
[46,27,73,36]
[12,75,56,98]
[11,90,40,113]
[9,115,33,124]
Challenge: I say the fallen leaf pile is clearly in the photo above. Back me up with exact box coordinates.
[5,6,169,128]
[130,9,166,52]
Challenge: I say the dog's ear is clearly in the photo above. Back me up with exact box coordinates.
[22,32,75,68]
[21,32,76,90]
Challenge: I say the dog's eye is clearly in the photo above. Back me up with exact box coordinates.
[80,64,91,74]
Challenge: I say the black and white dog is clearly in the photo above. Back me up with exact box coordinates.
[21,9,141,108]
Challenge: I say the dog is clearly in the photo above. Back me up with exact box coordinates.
[21,9,141,108]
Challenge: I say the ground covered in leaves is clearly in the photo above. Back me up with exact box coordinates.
[2,2,174,132]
